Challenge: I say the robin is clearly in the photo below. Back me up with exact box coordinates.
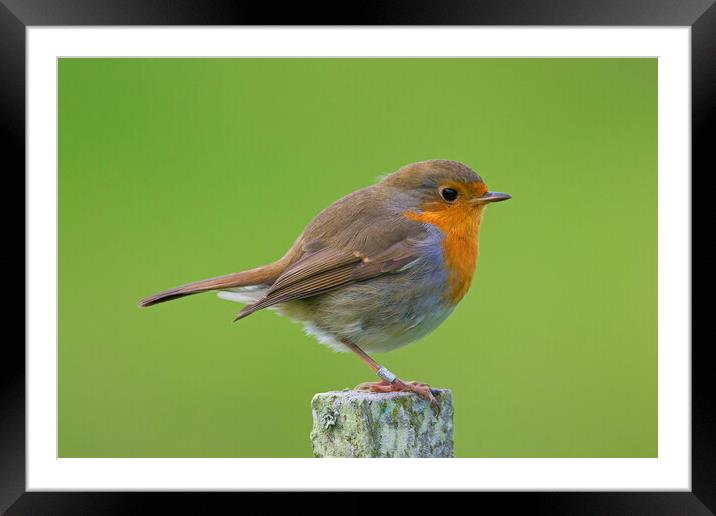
[139,160,510,409]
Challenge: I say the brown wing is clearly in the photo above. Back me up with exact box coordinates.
[234,237,422,320]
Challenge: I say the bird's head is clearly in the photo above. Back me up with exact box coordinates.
[380,160,511,225]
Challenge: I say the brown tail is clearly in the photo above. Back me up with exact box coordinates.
[138,261,286,308]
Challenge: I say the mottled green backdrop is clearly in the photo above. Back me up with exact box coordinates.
[58,58,657,457]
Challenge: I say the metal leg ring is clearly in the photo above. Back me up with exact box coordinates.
[376,367,397,384]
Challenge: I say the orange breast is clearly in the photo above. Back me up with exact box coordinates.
[405,204,484,305]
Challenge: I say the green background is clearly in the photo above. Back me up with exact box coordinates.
[58,58,657,458]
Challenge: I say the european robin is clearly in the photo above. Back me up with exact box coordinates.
[139,160,510,409]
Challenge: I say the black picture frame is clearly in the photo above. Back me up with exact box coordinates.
[4,0,709,512]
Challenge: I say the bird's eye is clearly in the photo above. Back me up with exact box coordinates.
[440,188,458,202]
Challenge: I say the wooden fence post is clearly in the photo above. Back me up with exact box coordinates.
[310,389,454,458]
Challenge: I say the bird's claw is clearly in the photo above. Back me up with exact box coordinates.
[355,379,441,414]
[400,380,440,414]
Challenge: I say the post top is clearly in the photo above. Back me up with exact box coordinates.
[312,388,452,403]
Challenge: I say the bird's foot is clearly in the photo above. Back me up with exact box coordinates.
[355,379,440,412]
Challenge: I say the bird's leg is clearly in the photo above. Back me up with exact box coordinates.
[340,338,439,410]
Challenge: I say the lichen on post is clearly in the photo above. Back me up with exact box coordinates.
[310,389,454,458]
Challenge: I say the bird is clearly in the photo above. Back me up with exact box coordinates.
[138,160,510,409]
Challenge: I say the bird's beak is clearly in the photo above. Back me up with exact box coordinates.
[472,191,512,205]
